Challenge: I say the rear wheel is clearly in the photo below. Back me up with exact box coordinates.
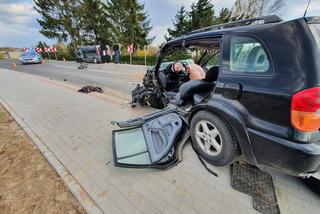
[190,111,239,166]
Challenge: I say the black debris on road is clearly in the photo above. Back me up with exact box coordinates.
[78,86,104,94]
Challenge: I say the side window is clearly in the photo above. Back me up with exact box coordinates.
[229,36,270,73]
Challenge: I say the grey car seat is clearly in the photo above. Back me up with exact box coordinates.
[175,66,219,105]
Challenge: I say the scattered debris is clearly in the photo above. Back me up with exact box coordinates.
[131,83,166,109]
[231,162,280,214]
[78,62,88,69]
[78,86,104,94]
[105,160,111,166]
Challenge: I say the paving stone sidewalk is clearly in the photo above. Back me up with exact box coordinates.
[0,68,319,214]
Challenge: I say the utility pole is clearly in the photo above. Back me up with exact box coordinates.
[130,52,132,65]
[144,45,146,66]
[53,46,58,60]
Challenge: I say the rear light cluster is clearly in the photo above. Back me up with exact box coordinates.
[291,87,320,132]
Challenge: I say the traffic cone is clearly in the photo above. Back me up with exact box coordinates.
[11,62,17,69]
[41,59,45,64]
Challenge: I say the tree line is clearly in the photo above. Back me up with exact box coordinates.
[167,0,284,39]
[34,0,153,54]
[34,0,284,57]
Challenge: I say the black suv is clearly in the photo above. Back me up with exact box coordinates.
[113,16,320,178]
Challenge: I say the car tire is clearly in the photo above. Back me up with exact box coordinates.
[190,111,239,166]
[302,177,320,194]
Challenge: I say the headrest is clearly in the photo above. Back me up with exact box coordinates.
[204,66,219,82]
[247,46,264,67]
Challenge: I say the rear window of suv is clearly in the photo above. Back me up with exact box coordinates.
[229,36,270,73]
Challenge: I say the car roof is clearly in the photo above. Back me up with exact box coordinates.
[164,16,304,47]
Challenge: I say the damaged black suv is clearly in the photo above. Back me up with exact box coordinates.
[114,16,320,178]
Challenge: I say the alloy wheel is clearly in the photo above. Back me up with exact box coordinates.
[194,120,222,156]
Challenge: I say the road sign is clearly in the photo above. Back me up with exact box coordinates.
[44,47,50,53]
[50,47,57,52]
[36,48,42,53]
[127,44,133,53]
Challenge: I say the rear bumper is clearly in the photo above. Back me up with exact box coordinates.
[248,128,320,176]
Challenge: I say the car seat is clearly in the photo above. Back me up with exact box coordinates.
[175,66,219,106]
[247,46,269,72]
[158,71,167,89]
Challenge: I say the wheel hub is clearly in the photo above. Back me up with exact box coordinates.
[195,120,222,156]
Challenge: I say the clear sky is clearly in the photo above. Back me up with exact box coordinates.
[0,0,319,47]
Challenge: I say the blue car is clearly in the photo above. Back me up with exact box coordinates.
[19,51,42,64]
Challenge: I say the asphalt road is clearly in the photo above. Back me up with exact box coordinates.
[0,60,147,99]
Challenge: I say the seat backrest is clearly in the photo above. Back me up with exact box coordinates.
[204,66,219,82]
[247,46,264,67]
[158,71,167,89]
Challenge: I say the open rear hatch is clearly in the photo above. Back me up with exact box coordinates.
[112,108,189,169]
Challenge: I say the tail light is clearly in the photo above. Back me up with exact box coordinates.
[291,87,320,132]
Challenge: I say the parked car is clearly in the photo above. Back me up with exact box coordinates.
[113,16,320,179]
[76,45,111,63]
[19,51,42,64]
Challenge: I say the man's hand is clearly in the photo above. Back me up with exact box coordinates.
[172,62,185,73]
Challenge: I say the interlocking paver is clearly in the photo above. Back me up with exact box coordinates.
[0,68,319,214]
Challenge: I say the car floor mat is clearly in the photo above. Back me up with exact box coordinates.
[231,162,280,214]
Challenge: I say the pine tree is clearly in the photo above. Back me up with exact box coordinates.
[167,6,190,40]
[190,0,215,30]
[106,0,153,51]
[215,8,232,24]
[125,1,153,49]
[34,0,82,55]
[80,0,112,44]
[106,0,126,45]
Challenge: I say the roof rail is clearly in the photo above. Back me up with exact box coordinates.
[188,15,283,34]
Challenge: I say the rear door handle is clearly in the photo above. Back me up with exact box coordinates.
[222,83,242,100]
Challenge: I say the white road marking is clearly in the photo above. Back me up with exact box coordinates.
[87,68,129,75]
[52,65,77,69]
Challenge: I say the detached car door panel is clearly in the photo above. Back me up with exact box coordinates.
[113,112,187,168]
